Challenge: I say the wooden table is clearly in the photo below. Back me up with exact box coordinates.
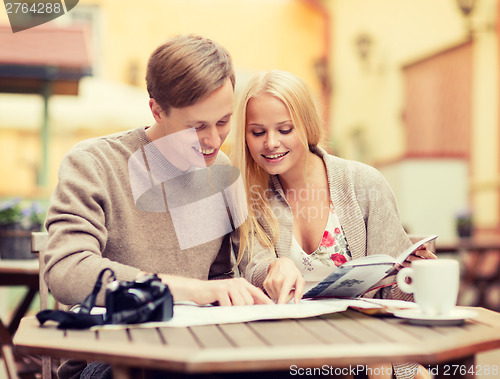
[437,238,500,310]
[0,259,39,335]
[0,258,40,378]
[13,307,500,379]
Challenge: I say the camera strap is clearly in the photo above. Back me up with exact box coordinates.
[35,309,105,329]
[36,268,115,329]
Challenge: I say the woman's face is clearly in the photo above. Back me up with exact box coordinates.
[245,94,306,177]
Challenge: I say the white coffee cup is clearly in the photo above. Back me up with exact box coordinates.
[396,259,459,316]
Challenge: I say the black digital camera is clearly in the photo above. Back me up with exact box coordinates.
[105,274,174,325]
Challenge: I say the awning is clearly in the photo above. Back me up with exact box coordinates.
[0,24,92,187]
[0,24,92,94]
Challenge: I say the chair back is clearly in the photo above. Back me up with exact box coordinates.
[31,231,52,379]
[31,232,49,310]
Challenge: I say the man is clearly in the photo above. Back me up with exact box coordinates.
[44,35,271,378]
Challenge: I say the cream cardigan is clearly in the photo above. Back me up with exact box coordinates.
[238,146,413,302]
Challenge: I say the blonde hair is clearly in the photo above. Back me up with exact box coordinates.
[233,70,324,265]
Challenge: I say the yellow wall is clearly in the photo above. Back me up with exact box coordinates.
[470,25,499,231]
[328,0,468,161]
[97,0,324,92]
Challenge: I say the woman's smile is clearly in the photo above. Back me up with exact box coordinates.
[245,94,306,177]
[261,151,290,162]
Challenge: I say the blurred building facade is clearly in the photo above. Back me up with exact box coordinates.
[327,0,499,242]
[0,0,326,196]
[0,0,499,242]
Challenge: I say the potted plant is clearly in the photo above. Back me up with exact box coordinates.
[0,198,46,259]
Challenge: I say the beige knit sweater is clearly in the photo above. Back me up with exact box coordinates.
[44,127,233,307]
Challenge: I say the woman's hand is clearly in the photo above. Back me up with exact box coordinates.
[401,245,437,268]
[263,257,305,304]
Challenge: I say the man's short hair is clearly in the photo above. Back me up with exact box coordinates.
[146,35,235,114]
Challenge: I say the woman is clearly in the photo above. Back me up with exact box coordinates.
[232,70,434,379]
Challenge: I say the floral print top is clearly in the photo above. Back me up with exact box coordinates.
[290,202,352,293]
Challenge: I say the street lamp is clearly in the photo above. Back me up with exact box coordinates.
[456,0,475,16]
[456,0,476,37]
[355,33,372,62]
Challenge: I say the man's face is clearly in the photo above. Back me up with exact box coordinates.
[149,79,234,169]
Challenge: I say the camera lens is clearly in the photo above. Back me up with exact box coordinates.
[124,288,152,307]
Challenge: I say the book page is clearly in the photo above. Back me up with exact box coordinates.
[341,254,396,267]
[303,263,392,298]
[394,234,438,265]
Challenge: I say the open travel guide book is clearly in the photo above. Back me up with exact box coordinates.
[303,234,438,299]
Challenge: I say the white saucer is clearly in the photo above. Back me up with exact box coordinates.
[393,308,478,326]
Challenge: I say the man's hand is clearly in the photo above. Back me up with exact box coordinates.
[264,257,305,304]
[156,274,273,306]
